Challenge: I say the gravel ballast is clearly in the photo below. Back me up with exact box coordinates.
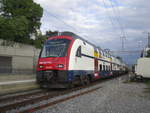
[36,75,150,113]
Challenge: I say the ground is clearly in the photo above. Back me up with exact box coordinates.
[0,74,35,82]
[36,75,150,113]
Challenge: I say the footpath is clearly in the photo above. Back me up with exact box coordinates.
[0,74,39,95]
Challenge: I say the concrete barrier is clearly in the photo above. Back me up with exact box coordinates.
[0,39,41,74]
[0,79,39,95]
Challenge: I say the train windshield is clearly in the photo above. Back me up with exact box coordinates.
[40,39,71,58]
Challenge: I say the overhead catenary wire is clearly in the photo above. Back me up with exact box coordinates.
[43,9,96,44]
[44,9,79,34]
[102,0,127,51]
[109,0,126,37]
[110,50,143,53]
[108,0,127,50]
[102,0,120,37]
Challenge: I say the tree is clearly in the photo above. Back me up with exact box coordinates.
[116,56,123,62]
[0,0,43,43]
[34,34,47,48]
[146,50,150,57]
[0,16,29,42]
[46,30,59,37]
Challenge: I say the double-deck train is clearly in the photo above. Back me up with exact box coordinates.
[36,32,127,88]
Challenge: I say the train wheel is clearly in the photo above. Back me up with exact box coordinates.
[80,75,90,86]
[85,75,90,85]
[68,82,74,89]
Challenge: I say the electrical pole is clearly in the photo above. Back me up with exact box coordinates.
[121,36,126,50]
[148,32,150,48]
[143,32,150,48]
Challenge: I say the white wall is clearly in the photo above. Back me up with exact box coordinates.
[0,39,40,74]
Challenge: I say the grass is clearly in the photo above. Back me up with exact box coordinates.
[145,80,150,88]
[143,80,150,93]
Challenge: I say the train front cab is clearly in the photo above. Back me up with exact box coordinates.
[36,36,75,88]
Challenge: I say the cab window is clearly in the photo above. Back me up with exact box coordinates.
[76,46,81,57]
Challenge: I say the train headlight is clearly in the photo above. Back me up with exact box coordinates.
[39,65,44,68]
[56,64,64,68]
[94,73,98,77]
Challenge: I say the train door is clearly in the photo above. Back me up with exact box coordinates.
[94,48,99,72]
[94,48,99,78]
[94,58,98,72]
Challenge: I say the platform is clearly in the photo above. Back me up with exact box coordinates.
[0,74,39,95]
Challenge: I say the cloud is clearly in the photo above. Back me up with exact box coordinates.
[34,0,150,64]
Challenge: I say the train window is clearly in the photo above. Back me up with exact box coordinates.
[40,39,71,58]
[99,64,102,71]
[101,50,103,56]
[103,52,105,57]
[103,65,105,71]
[76,46,81,57]
[83,42,86,45]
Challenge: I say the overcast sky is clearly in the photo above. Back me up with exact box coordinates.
[34,0,150,65]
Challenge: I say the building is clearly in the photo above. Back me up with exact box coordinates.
[0,39,40,74]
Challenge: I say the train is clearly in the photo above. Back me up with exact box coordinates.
[36,32,128,88]
[135,58,150,78]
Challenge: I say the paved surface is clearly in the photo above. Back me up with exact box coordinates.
[0,74,35,82]
[36,75,150,113]
[0,74,38,95]
[0,79,35,85]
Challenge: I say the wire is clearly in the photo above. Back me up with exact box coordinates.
[44,9,79,33]
[110,50,142,54]
[108,0,128,50]
[102,0,120,37]
[43,9,96,45]
[110,0,125,37]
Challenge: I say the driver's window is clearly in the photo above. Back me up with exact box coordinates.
[76,46,81,57]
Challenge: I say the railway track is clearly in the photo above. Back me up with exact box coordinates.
[0,89,45,104]
[0,75,126,113]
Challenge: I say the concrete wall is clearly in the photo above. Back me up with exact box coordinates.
[0,39,41,74]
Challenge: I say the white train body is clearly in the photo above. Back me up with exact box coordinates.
[36,32,127,88]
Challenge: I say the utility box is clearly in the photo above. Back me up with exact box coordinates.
[135,58,150,78]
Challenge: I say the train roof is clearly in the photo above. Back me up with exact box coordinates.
[49,32,121,58]
[60,32,96,47]
[48,31,100,48]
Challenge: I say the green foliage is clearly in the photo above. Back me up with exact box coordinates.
[116,56,123,61]
[33,30,61,48]
[0,16,29,42]
[0,0,43,47]
[146,50,150,57]
[46,31,59,37]
[34,34,47,48]
[1,0,43,32]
